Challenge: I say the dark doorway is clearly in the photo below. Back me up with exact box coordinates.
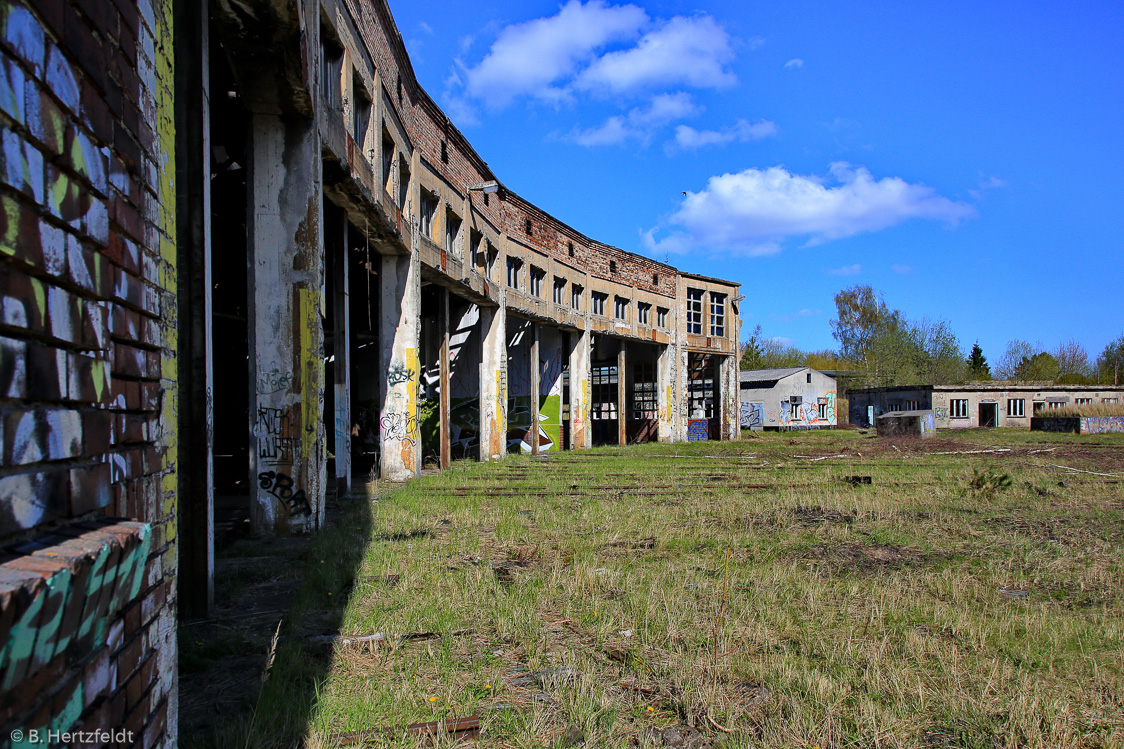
[978,402,997,428]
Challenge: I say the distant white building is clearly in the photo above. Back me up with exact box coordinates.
[739,367,839,430]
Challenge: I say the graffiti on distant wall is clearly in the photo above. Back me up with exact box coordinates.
[933,406,949,422]
[777,390,835,428]
[740,401,763,429]
[1081,416,1124,434]
[258,471,312,517]
[687,419,709,441]
[256,406,301,465]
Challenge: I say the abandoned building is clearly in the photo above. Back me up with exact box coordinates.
[0,0,741,742]
[739,367,838,430]
[848,384,1124,429]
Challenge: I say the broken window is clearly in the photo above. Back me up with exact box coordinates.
[320,29,343,111]
[686,289,703,334]
[591,366,618,420]
[637,302,650,325]
[507,257,522,289]
[591,292,607,316]
[524,218,533,235]
[819,402,829,420]
[1075,397,1093,405]
[950,399,968,418]
[571,284,583,311]
[440,140,448,163]
[397,155,411,210]
[381,129,395,198]
[710,293,725,337]
[553,277,566,305]
[470,230,484,269]
[631,364,657,420]
[614,296,629,321]
[487,244,498,281]
[1007,398,1025,417]
[657,307,668,328]
[529,266,545,297]
[353,77,372,147]
[419,189,439,240]
[568,241,575,257]
[445,207,462,257]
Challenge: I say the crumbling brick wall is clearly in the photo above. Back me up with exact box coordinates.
[0,0,177,745]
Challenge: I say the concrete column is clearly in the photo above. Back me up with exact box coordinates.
[174,0,213,613]
[439,287,451,469]
[657,343,674,443]
[530,325,541,454]
[569,326,592,450]
[247,113,325,536]
[618,344,628,446]
[721,354,739,440]
[478,302,507,460]
[538,326,564,452]
[379,251,421,481]
[676,346,689,442]
[331,215,351,495]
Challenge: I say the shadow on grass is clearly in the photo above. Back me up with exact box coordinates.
[204,493,375,748]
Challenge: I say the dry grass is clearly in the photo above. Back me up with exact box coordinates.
[234,429,1124,749]
[1043,404,1124,418]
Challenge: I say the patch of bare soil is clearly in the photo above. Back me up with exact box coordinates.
[796,542,940,574]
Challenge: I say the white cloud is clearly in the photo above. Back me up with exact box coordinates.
[574,15,736,94]
[644,162,976,256]
[672,119,776,149]
[784,58,804,69]
[572,92,698,146]
[462,0,649,109]
[419,21,434,34]
[827,263,862,276]
[891,264,912,274]
[746,35,767,50]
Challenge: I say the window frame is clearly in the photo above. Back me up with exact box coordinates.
[686,289,703,335]
[949,399,969,418]
[709,292,726,337]
[506,257,522,290]
[1007,398,1025,417]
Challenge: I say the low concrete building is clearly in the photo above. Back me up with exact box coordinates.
[848,384,1124,429]
[876,410,936,438]
[739,367,838,430]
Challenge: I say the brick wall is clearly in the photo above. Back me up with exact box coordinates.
[0,0,177,745]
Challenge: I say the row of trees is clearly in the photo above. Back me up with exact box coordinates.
[740,284,1124,388]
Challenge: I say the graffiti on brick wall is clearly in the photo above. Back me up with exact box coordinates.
[0,523,152,693]
[255,406,301,465]
[740,401,763,429]
[258,471,312,517]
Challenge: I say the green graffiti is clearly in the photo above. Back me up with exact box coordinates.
[538,394,561,452]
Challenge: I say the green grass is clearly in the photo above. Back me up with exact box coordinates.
[228,429,1124,748]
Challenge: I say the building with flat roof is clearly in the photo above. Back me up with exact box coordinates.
[847,384,1124,429]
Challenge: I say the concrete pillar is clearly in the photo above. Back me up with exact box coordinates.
[331,215,351,495]
[618,344,628,446]
[530,325,541,454]
[676,346,689,442]
[247,114,324,536]
[569,326,592,450]
[721,354,739,440]
[657,343,674,443]
[379,250,421,481]
[439,287,451,469]
[538,326,564,452]
[478,302,507,460]
[174,0,213,613]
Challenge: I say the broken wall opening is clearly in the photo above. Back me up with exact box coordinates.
[349,225,380,479]
[448,296,482,461]
[209,38,251,540]
[627,343,660,444]
[506,318,533,453]
[591,336,621,446]
[687,352,718,441]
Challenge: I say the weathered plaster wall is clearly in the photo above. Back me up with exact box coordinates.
[0,0,178,743]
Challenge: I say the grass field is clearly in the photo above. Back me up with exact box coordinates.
[190,429,1124,748]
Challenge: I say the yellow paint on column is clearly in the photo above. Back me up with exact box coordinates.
[666,385,673,423]
[401,347,419,470]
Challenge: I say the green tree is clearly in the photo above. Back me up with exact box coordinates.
[1095,334,1124,385]
[1016,351,1060,382]
[966,341,991,380]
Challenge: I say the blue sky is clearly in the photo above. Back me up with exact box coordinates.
[391,0,1124,363]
